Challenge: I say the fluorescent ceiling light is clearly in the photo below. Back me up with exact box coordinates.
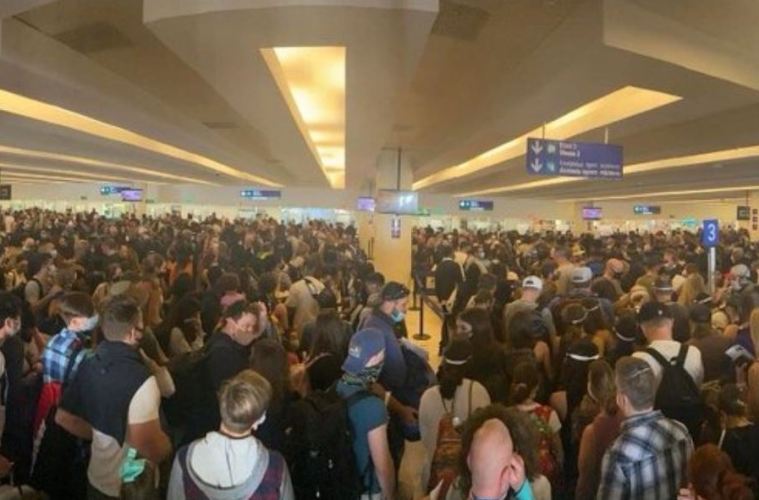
[0,145,214,185]
[414,86,681,190]
[459,144,759,197]
[0,89,279,186]
[262,46,346,189]
[559,185,759,202]
[0,162,162,184]
[0,171,112,184]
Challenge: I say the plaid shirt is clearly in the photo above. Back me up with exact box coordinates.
[597,410,693,500]
[41,328,88,384]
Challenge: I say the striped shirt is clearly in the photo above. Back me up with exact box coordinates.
[597,410,693,500]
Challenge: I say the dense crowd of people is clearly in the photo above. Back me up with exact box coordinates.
[0,208,757,499]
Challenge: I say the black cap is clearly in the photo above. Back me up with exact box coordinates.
[637,302,673,324]
[689,303,711,324]
[381,281,410,301]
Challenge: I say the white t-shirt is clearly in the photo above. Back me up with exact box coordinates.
[419,379,491,486]
[285,277,323,335]
[633,340,704,387]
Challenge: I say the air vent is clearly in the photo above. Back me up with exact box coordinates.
[53,22,133,54]
[202,121,239,130]
[431,1,490,41]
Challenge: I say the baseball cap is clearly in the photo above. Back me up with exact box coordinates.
[342,328,386,375]
[571,267,593,284]
[522,276,543,291]
[380,282,410,301]
[637,302,673,324]
[689,303,711,324]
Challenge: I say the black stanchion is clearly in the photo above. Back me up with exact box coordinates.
[409,271,421,311]
[412,288,431,341]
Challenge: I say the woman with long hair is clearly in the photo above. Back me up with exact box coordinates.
[511,361,563,494]
[679,444,754,500]
[305,310,352,392]
[678,272,708,307]
[249,338,296,453]
[582,298,613,356]
[155,296,204,358]
[457,307,507,403]
[576,360,623,499]
[717,384,759,487]
[419,340,490,491]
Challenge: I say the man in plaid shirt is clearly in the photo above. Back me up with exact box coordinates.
[597,356,693,499]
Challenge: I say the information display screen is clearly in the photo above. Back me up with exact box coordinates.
[376,190,418,214]
[582,207,602,220]
[120,189,143,202]
[357,197,376,212]
[737,206,751,221]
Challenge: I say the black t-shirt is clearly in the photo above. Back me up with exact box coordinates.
[722,424,759,486]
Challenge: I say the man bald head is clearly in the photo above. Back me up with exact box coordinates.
[468,418,514,498]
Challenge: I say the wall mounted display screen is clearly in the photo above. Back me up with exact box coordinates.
[356,196,376,212]
[737,206,751,221]
[376,190,418,214]
[459,199,494,211]
[0,185,11,201]
[582,207,602,220]
[120,189,143,202]
[240,189,281,200]
[633,205,661,215]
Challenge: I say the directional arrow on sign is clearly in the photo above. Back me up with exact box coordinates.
[530,159,543,173]
[530,141,543,156]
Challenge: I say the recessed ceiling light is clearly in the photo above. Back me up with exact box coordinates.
[262,46,346,189]
[0,162,158,184]
[414,86,681,190]
[0,89,279,186]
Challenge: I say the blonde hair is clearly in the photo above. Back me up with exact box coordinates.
[218,370,272,433]
[749,308,759,354]
[678,273,707,307]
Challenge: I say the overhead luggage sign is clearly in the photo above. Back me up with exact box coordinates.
[526,138,623,179]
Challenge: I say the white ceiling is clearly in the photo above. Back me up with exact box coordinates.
[0,0,758,202]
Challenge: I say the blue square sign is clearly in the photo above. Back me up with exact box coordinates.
[702,219,719,247]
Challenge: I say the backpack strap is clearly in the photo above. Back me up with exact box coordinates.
[254,450,286,498]
[644,347,672,368]
[177,444,206,499]
[675,343,689,369]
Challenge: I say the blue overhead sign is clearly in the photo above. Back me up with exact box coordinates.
[459,200,494,211]
[526,138,623,179]
[702,219,719,247]
[240,189,281,200]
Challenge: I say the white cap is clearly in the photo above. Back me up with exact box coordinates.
[522,276,543,291]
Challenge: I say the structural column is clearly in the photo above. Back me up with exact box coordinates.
[371,149,413,287]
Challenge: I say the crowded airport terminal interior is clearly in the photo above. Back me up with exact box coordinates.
[1,1,759,499]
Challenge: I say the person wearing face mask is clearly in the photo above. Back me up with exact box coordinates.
[592,259,625,303]
[337,328,395,500]
[168,370,294,500]
[56,294,172,499]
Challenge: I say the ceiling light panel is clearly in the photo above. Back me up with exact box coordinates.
[261,46,346,189]
[0,162,152,184]
[0,145,215,185]
[414,86,681,190]
[0,89,279,186]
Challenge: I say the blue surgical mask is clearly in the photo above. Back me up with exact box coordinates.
[391,309,405,323]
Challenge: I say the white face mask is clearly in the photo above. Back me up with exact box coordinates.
[79,314,99,332]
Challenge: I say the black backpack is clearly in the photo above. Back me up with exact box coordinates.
[646,344,704,440]
[285,384,371,500]
[164,346,215,442]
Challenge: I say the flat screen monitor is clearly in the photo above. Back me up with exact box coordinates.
[356,196,376,212]
[582,207,602,220]
[120,189,143,202]
[376,190,418,214]
[459,199,494,211]
[737,206,751,221]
